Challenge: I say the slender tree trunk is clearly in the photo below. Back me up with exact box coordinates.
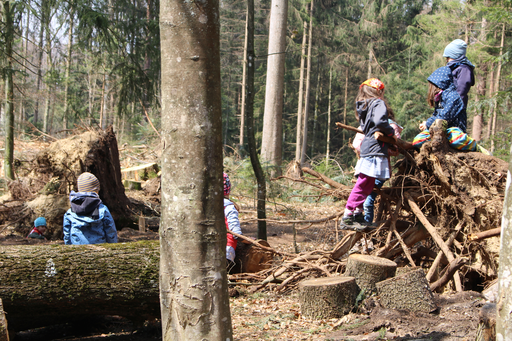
[260,0,288,173]
[497,145,512,337]
[367,46,372,79]
[34,4,47,124]
[159,0,232,339]
[295,21,307,161]
[63,6,74,135]
[325,66,332,167]
[491,23,505,154]
[243,0,266,240]
[239,23,249,151]
[310,62,321,156]
[3,0,15,179]
[100,73,106,129]
[472,17,487,141]
[343,67,348,142]
[300,0,314,165]
[43,21,52,135]
[485,62,495,141]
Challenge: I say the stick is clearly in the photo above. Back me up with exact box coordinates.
[331,231,363,259]
[430,257,466,292]
[426,220,463,282]
[335,122,414,150]
[468,227,501,241]
[405,192,463,292]
[227,231,295,258]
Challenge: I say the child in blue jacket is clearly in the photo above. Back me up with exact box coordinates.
[63,172,118,245]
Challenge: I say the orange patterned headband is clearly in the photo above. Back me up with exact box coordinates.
[360,78,385,90]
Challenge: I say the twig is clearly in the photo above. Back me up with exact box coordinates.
[426,220,464,282]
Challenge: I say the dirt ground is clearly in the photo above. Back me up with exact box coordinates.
[2,197,490,340]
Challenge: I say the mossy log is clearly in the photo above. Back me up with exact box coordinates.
[0,241,160,332]
[298,276,358,319]
[0,299,9,341]
[344,254,397,295]
[376,268,437,313]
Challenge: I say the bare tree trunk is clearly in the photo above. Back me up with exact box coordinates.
[300,0,314,165]
[367,46,372,79]
[2,0,14,179]
[496,145,512,337]
[34,3,46,124]
[343,67,348,142]
[243,0,266,240]
[491,23,505,154]
[159,0,232,339]
[295,21,307,161]
[63,6,74,135]
[310,62,321,156]
[239,22,249,151]
[485,62,495,141]
[325,66,332,166]
[100,73,106,129]
[472,17,487,141]
[260,0,288,173]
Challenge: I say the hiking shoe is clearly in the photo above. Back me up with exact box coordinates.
[340,215,355,227]
[353,213,365,224]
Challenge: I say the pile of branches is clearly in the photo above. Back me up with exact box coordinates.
[230,120,508,293]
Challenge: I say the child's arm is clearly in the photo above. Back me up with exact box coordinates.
[225,204,242,236]
[63,212,71,245]
[372,100,394,137]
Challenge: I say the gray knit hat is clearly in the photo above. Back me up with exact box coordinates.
[77,172,100,193]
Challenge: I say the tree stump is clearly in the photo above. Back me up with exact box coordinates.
[230,239,273,274]
[299,276,358,319]
[0,299,9,341]
[344,254,397,295]
[376,268,437,313]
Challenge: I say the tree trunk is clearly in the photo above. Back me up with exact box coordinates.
[472,17,488,141]
[0,242,161,332]
[63,6,74,134]
[343,67,348,142]
[496,145,512,337]
[490,23,505,154]
[299,277,358,319]
[300,0,314,166]
[159,0,232,338]
[325,66,332,166]
[34,3,46,124]
[3,0,15,180]
[310,62,321,156]
[260,0,288,172]
[243,0,267,240]
[295,21,307,161]
[0,299,9,341]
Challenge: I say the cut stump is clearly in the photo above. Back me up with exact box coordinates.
[376,268,437,313]
[299,276,358,319]
[232,239,273,273]
[344,254,397,295]
[0,299,9,341]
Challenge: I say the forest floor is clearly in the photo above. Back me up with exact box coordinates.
[4,197,487,341]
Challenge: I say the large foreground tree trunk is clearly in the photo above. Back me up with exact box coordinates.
[0,242,160,332]
[496,145,512,337]
[159,0,232,339]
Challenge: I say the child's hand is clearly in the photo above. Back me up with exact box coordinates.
[419,121,427,131]
[374,131,383,140]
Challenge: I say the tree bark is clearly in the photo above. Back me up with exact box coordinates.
[496,145,512,338]
[325,66,332,166]
[0,298,9,341]
[260,0,288,172]
[376,268,437,313]
[490,23,505,154]
[159,0,232,338]
[344,254,397,294]
[242,0,267,240]
[0,242,160,332]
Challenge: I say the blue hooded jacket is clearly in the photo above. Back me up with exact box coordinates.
[426,66,466,132]
[447,57,475,108]
[63,191,118,245]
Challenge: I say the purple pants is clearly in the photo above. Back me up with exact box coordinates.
[345,173,376,211]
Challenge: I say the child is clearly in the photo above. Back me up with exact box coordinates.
[27,217,47,240]
[63,172,118,245]
[352,109,403,224]
[443,39,475,116]
[341,78,397,230]
[223,172,242,268]
[414,66,489,154]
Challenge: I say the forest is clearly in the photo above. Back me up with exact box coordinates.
[0,0,511,172]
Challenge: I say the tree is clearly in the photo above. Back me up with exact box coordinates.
[260,0,288,173]
[159,0,232,339]
[2,0,15,179]
[496,145,512,337]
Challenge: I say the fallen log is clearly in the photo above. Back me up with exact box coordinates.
[0,241,160,331]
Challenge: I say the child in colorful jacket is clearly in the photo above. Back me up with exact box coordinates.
[223,172,242,266]
[63,172,118,245]
[27,217,47,239]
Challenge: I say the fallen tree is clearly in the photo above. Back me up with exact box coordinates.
[0,241,160,331]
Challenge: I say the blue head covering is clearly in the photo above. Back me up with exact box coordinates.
[426,66,466,132]
[443,39,467,60]
[34,217,47,227]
